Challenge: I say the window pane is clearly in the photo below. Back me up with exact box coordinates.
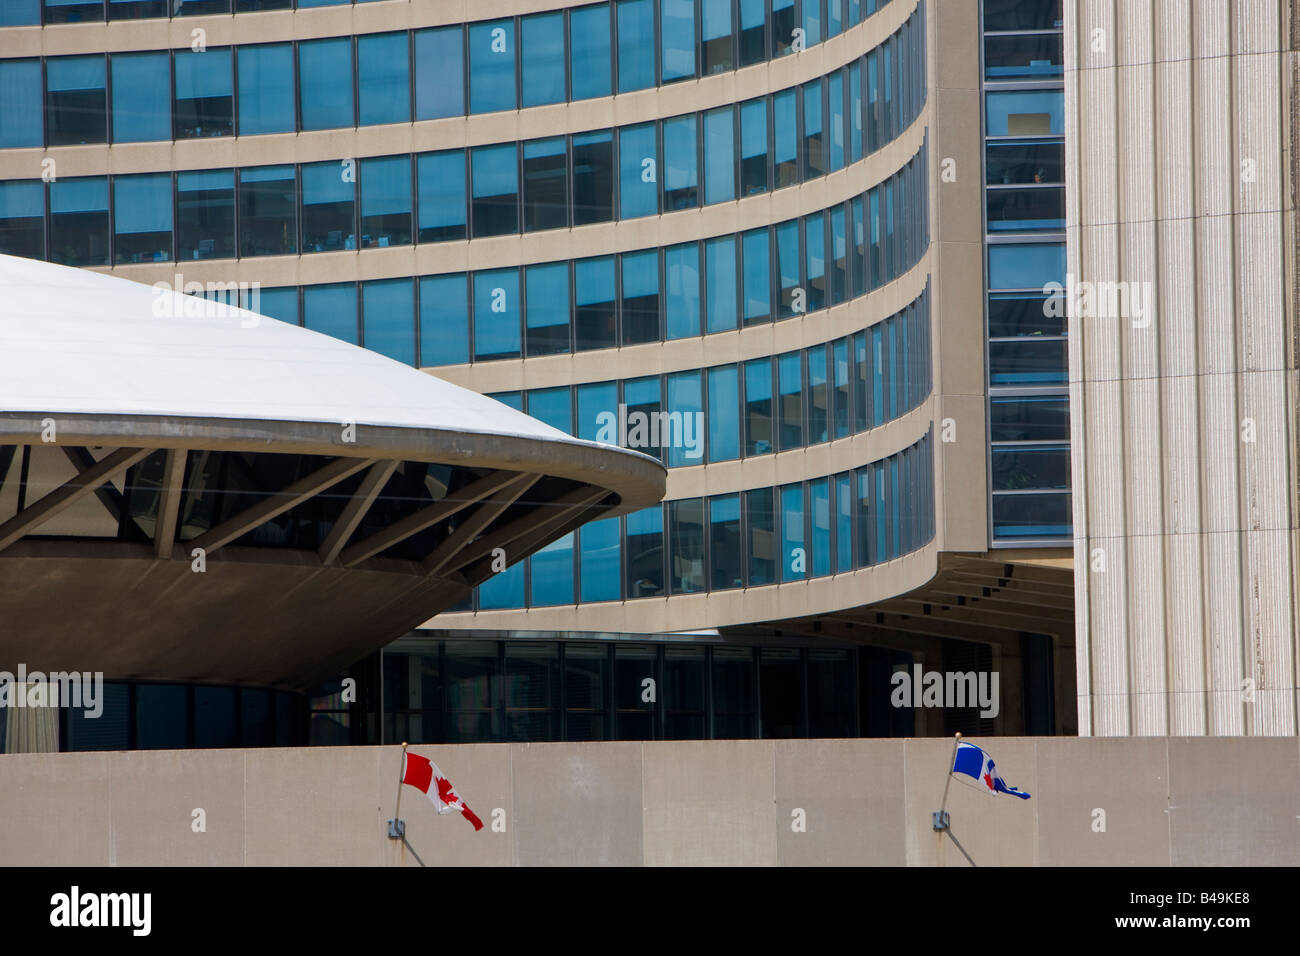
[802,79,825,178]
[522,138,567,232]
[474,269,521,360]
[776,220,800,317]
[703,106,735,205]
[664,646,706,739]
[0,60,42,149]
[988,292,1065,337]
[617,0,656,93]
[621,250,660,344]
[580,516,621,602]
[624,375,662,459]
[741,227,771,325]
[987,242,1064,290]
[664,243,701,340]
[662,115,699,210]
[572,130,614,225]
[471,144,519,237]
[709,494,741,589]
[802,0,822,45]
[614,644,656,738]
[707,365,739,462]
[445,642,500,742]
[989,395,1070,442]
[257,287,298,326]
[527,386,572,434]
[359,32,411,126]
[530,533,575,607]
[419,274,469,366]
[738,0,765,67]
[772,0,796,56]
[833,339,850,438]
[666,369,703,467]
[469,19,516,114]
[780,483,805,582]
[626,505,664,597]
[237,44,294,137]
[303,283,357,344]
[570,3,613,100]
[701,0,733,74]
[619,123,658,219]
[988,185,1066,232]
[578,380,617,442]
[417,151,467,243]
[985,89,1064,137]
[299,38,354,131]
[828,70,845,170]
[744,357,773,456]
[0,181,45,259]
[112,53,170,143]
[566,643,609,739]
[983,0,1063,30]
[849,61,863,161]
[415,27,465,120]
[830,205,848,304]
[986,140,1065,185]
[705,235,737,333]
[805,211,825,311]
[0,0,40,25]
[113,173,172,264]
[984,33,1064,80]
[991,444,1071,491]
[834,472,852,572]
[746,487,775,585]
[661,0,697,82]
[525,261,570,357]
[991,492,1072,540]
[778,351,803,450]
[575,256,617,351]
[478,557,524,609]
[362,278,415,365]
[301,160,355,252]
[739,98,768,196]
[807,346,828,444]
[136,685,188,750]
[361,155,412,248]
[522,12,566,108]
[668,498,706,593]
[174,48,233,140]
[177,169,234,261]
[46,56,107,146]
[811,477,830,576]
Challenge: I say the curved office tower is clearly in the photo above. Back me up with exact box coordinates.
[0,0,1078,749]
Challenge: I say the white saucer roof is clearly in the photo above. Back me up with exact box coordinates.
[0,254,618,450]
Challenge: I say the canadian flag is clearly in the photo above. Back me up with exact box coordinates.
[401,752,484,831]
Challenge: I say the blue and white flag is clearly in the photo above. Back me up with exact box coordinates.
[951,742,1030,800]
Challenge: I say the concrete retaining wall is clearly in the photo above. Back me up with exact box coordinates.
[1,737,1296,865]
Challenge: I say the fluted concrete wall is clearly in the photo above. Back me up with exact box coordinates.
[1066,0,1300,735]
[1,738,1297,865]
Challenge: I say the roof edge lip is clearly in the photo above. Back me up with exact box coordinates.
[0,410,668,515]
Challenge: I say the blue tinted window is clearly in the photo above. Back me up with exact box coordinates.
[531,532,575,607]
[702,0,734,73]
[572,130,614,225]
[773,89,797,187]
[304,283,358,345]
[827,0,844,36]
[360,155,412,248]
[237,44,294,136]
[528,386,572,434]
[50,177,109,267]
[525,261,570,357]
[570,3,612,100]
[299,38,354,131]
[417,151,466,243]
[112,53,170,143]
[419,274,469,366]
[802,0,822,44]
[811,478,830,576]
[741,227,771,325]
[0,60,42,148]
[835,473,853,571]
[46,56,108,146]
[664,243,700,340]
[0,0,40,24]
[45,0,104,25]
[776,220,800,317]
[174,48,233,139]
[625,504,664,597]
[619,123,658,219]
[113,173,172,265]
[778,351,803,449]
[522,12,565,108]
[624,375,662,459]
[471,144,519,237]
[363,278,415,365]
[988,242,1065,290]
[301,160,355,252]
[663,115,698,210]
[808,345,828,443]
[661,0,697,82]
[469,19,516,114]
[803,79,825,178]
[580,517,621,602]
[666,370,703,467]
[828,70,845,170]
[578,381,617,442]
[256,287,298,326]
[772,0,796,56]
[617,0,655,93]
[739,98,767,196]
[849,62,863,161]
[575,257,617,351]
[474,268,521,360]
[523,137,567,232]
[359,32,411,126]
[780,483,805,582]
[478,558,524,609]
[709,494,741,589]
[744,357,773,455]
[805,212,825,311]
[0,181,46,260]
[986,90,1064,136]
[705,236,737,333]
[177,169,234,261]
[621,250,660,344]
[415,27,464,120]
[704,107,735,205]
[707,365,739,462]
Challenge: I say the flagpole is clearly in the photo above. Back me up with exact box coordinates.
[935,732,961,829]
[388,741,409,840]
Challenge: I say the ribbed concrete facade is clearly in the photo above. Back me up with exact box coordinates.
[1066,0,1300,734]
